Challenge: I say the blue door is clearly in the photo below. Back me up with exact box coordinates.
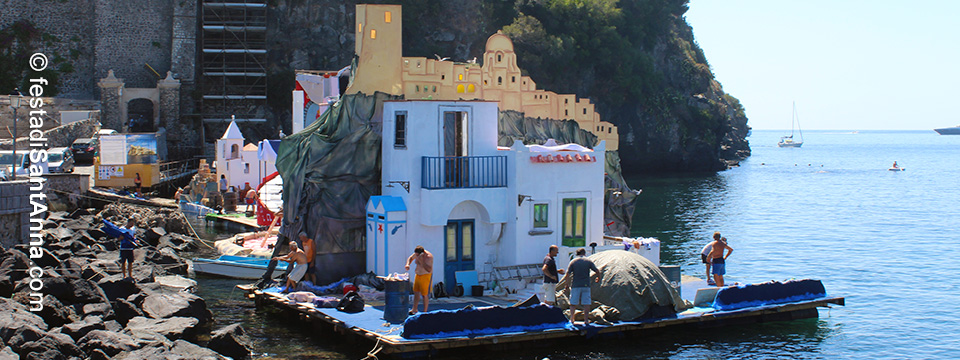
[444,220,475,294]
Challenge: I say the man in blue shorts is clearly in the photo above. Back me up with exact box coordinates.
[565,248,600,326]
[707,236,734,286]
[118,217,139,279]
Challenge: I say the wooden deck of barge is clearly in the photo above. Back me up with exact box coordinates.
[239,284,844,358]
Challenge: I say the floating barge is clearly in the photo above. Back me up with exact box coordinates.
[204,212,260,231]
[239,280,844,358]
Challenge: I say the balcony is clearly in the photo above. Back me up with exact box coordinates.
[421,156,507,189]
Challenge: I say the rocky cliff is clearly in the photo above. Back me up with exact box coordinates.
[266,0,750,173]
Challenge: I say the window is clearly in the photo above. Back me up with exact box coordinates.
[565,110,569,116]
[609,128,612,134]
[458,74,463,81]
[583,108,587,115]
[441,74,445,80]
[562,198,586,247]
[497,54,502,62]
[565,99,569,104]
[385,11,392,23]
[497,76,502,85]
[358,23,363,34]
[467,84,475,92]
[533,203,549,228]
[394,111,406,148]
[457,84,465,93]
[230,144,239,159]
[370,29,377,39]
[512,76,516,83]
[244,163,250,174]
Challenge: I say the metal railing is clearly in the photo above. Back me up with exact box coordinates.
[421,156,507,189]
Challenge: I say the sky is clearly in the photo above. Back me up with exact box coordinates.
[684,1,960,130]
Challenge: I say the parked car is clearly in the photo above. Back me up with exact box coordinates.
[97,129,118,137]
[46,147,75,173]
[0,150,47,178]
[71,138,99,164]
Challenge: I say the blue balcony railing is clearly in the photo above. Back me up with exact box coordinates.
[421,156,508,189]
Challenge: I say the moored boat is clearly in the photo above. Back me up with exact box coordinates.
[934,125,960,135]
[193,255,289,279]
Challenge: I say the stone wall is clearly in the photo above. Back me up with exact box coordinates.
[42,173,90,211]
[0,96,100,140]
[0,118,100,151]
[0,180,31,249]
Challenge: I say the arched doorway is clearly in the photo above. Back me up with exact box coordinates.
[126,98,156,132]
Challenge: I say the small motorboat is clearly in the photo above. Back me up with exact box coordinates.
[192,255,288,279]
[888,167,905,172]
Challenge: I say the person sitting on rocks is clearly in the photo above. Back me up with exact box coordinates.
[273,240,309,292]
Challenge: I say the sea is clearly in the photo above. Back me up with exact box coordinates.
[193,130,960,359]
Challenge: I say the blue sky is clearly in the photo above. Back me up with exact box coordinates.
[685,1,960,130]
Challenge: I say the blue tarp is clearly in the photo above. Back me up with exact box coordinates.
[101,219,135,243]
[713,279,827,311]
[401,304,569,339]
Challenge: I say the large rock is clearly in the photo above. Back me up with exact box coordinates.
[112,299,143,327]
[0,297,49,336]
[66,278,108,304]
[123,328,174,349]
[0,250,32,297]
[170,339,227,359]
[0,346,17,360]
[97,275,141,301]
[16,331,81,359]
[124,316,199,341]
[15,294,77,328]
[76,330,139,357]
[145,248,188,275]
[207,323,252,360]
[61,316,105,341]
[81,302,115,320]
[141,293,212,326]
[143,227,166,247]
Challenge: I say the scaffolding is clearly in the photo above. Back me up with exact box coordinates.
[200,0,267,127]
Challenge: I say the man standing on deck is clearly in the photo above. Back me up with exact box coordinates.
[219,174,228,199]
[273,240,309,292]
[299,232,317,284]
[405,245,434,315]
[707,236,734,287]
[541,245,565,306]
[701,232,721,285]
[565,248,600,326]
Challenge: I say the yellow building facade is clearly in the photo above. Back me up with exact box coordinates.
[348,4,618,150]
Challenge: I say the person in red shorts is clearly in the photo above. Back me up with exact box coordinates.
[404,245,434,315]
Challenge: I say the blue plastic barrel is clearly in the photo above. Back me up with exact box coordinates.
[383,279,410,323]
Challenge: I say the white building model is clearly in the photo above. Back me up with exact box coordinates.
[366,100,607,293]
[215,120,279,192]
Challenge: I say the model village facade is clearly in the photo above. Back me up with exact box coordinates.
[355,5,619,292]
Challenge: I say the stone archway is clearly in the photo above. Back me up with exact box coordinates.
[126,98,157,132]
[98,70,180,133]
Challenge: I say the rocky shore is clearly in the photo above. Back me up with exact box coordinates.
[0,204,253,360]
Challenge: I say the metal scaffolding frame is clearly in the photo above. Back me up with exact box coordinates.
[200,0,268,125]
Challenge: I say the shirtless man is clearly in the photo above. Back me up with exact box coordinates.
[273,240,309,292]
[404,245,434,315]
[299,232,317,284]
[707,236,734,287]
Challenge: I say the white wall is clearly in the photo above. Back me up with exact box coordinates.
[508,141,606,266]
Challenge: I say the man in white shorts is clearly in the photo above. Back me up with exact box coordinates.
[273,240,309,292]
[541,245,565,305]
[565,248,600,326]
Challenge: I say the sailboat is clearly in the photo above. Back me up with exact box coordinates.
[778,102,804,148]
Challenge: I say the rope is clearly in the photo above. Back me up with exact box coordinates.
[360,337,382,360]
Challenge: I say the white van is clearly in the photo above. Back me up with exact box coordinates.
[47,147,75,173]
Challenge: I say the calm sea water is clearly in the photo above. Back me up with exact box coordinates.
[195,130,960,359]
